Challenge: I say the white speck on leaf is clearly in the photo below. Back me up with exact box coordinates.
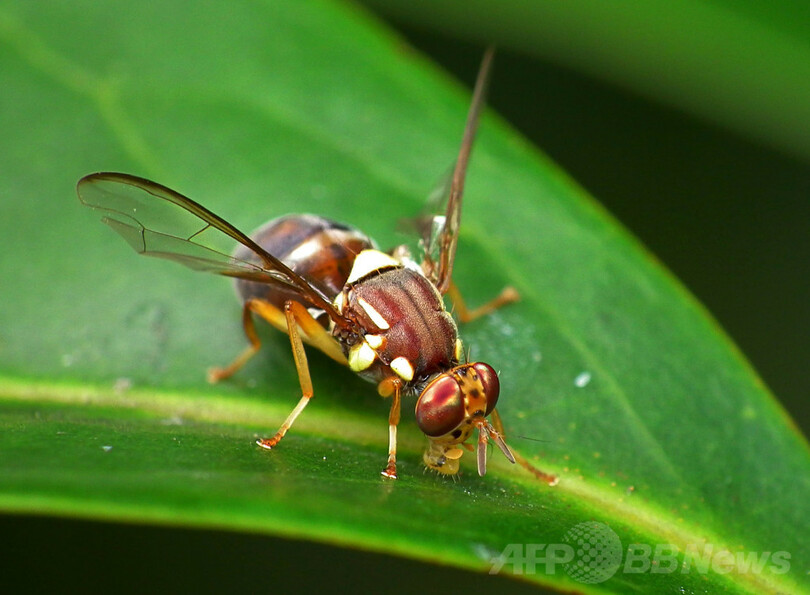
[574,371,592,388]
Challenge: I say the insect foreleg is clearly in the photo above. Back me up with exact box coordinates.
[380,379,402,480]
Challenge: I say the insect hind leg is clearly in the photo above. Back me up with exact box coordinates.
[208,298,347,383]
[207,298,287,383]
[446,282,519,324]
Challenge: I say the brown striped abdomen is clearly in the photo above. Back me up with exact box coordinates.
[233,214,375,318]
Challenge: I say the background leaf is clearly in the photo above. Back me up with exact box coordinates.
[364,0,810,161]
[0,1,808,593]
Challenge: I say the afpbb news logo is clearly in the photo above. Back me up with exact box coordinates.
[488,521,791,584]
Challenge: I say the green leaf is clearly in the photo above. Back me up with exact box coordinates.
[0,1,808,593]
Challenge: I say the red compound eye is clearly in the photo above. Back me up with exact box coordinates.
[473,362,500,415]
[415,374,465,437]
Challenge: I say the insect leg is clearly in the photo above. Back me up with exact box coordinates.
[209,298,347,383]
[490,409,558,485]
[380,379,402,479]
[207,299,271,383]
[256,300,319,450]
[284,304,348,366]
[446,282,520,324]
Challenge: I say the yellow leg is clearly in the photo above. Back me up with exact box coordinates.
[491,409,558,485]
[380,379,402,479]
[446,283,520,323]
[257,301,319,450]
[208,299,265,382]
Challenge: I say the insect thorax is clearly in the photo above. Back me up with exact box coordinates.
[333,249,459,388]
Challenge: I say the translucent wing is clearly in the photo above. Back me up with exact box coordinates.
[396,164,451,258]
[429,47,495,294]
[413,165,453,270]
[76,172,352,330]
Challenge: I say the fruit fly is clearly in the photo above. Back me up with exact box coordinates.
[77,49,556,483]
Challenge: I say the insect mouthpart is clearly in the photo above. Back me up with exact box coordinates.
[415,362,514,475]
[475,417,516,476]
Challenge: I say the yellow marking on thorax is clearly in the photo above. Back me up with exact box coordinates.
[357,297,390,330]
[348,341,376,372]
[365,334,384,349]
[333,290,346,314]
[346,249,399,284]
[390,356,414,382]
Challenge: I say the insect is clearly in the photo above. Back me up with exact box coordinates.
[77,49,556,483]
